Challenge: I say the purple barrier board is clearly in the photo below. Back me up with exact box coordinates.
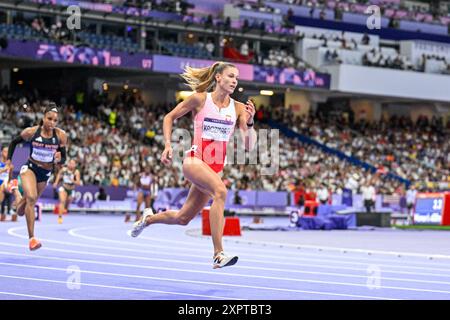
[1,41,330,89]
[266,1,335,20]
[186,0,231,16]
[253,66,330,89]
[229,191,257,207]
[369,0,400,4]
[40,185,128,202]
[257,191,287,207]
[399,20,448,35]
[29,0,183,21]
[239,9,283,24]
[0,40,153,70]
[30,0,112,12]
[154,188,189,209]
[342,12,390,28]
[155,189,287,209]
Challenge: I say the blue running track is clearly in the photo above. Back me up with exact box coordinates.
[1,214,450,300]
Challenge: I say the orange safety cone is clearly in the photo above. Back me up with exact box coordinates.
[224,217,241,236]
[202,208,211,236]
[202,207,241,236]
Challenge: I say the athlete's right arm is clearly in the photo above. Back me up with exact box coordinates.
[53,168,62,189]
[161,93,204,165]
[6,126,37,165]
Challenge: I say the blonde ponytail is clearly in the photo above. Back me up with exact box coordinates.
[180,61,236,92]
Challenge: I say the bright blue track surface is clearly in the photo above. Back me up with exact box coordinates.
[1,213,450,300]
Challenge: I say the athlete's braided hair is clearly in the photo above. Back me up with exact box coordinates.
[39,101,59,126]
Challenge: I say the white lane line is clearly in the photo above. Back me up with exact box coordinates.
[7,224,447,269]
[0,262,399,300]
[7,226,450,274]
[187,228,450,261]
[73,227,450,272]
[2,242,450,280]
[0,274,242,300]
[72,226,450,270]
[1,252,450,296]
[6,217,450,262]
[75,225,450,265]
[0,291,67,300]
[1,243,450,284]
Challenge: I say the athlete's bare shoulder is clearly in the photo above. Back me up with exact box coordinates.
[55,127,67,135]
[55,127,68,145]
[192,92,207,104]
[20,126,39,140]
[233,100,246,116]
[189,92,207,113]
[234,100,246,109]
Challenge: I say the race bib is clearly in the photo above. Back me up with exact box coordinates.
[63,174,74,184]
[31,147,55,163]
[201,117,234,142]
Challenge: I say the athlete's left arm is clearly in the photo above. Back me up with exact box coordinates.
[74,170,82,186]
[236,100,257,151]
[53,168,63,189]
[7,163,14,181]
[55,128,68,164]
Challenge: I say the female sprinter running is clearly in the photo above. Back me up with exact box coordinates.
[125,167,153,223]
[6,103,68,250]
[53,159,81,224]
[0,146,13,221]
[6,176,22,222]
[131,62,257,269]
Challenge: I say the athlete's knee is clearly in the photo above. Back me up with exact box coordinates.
[213,185,227,202]
[176,213,193,226]
[26,194,38,204]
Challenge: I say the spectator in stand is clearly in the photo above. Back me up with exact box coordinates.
[361,33,370,45]
[317,183,329,205]
[406,184,417,223]
[240,40,249,57]
[361,180,376,213]
[205,39,215,57]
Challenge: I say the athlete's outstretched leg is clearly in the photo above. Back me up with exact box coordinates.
[0,184,5,204]
[128,191,144,223]
[132,157,236,267]
[181,157,228,256]
[145,183,210,226]
[58,188,67,223]
[20,170,38,239]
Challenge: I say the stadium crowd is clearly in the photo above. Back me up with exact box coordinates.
[2,87,448,198]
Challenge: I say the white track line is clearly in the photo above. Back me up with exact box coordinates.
[7,224,448,268]
[2,241,449,280]
[0,273,241,300]
[78,225,450,263]
[74,226,450,269]
[0,262,399,300]
[7,226,450,274]
[69,227,450,272]
[1,252,450,296]
[0,291,67,300]
[187,228,450,260]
